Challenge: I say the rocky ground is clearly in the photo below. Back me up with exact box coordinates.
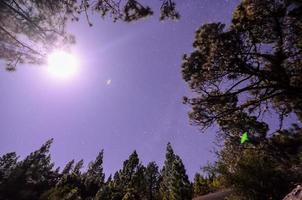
[193,189,232,200]
[282,185,302,200]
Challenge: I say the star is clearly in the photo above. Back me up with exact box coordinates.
[240,132,248,144]
[106,79,111,85]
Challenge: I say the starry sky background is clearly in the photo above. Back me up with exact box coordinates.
[0,0,245,179]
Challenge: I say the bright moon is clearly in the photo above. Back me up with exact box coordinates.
[47,50,78,79]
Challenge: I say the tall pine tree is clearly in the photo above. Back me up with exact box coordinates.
[84,150,105,198]
[160,143,192,200]
[119,151,146,199]
[145,161,160,200]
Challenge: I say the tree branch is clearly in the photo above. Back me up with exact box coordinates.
[0,25,42,56]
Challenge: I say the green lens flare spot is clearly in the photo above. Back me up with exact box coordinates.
[240,132,248,144]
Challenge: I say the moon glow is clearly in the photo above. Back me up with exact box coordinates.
[47,50,78,79]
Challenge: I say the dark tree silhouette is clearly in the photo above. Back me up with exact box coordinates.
[83,150,105,198]
[145,162,160,200]
[0,139,56,200]
[182,0,302,135]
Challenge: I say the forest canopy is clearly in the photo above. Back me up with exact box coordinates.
[0,140,194,200]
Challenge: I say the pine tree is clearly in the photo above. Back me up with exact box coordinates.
[62,160,75,175]
[119,151,146,199]
[0,152,19,199]
[170,156,192,200]
[109,171,124,200]
[182,0,302,134]
[0,139,56,200]
[160,143,174,199]
[73,159,84,176]
[94,179,112,200]
[0,152,18,183]
[84,150,105,198]
[145,161,160,200]
[40,185,82,200]
[122,189,136,200]
[44,159,84,199]
[0,140,197,200]
[160,143,192,200]
[193,173,210,196]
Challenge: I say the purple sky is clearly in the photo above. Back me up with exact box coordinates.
[0,0,243,179]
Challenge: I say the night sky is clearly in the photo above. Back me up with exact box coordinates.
[0,0,241,179]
